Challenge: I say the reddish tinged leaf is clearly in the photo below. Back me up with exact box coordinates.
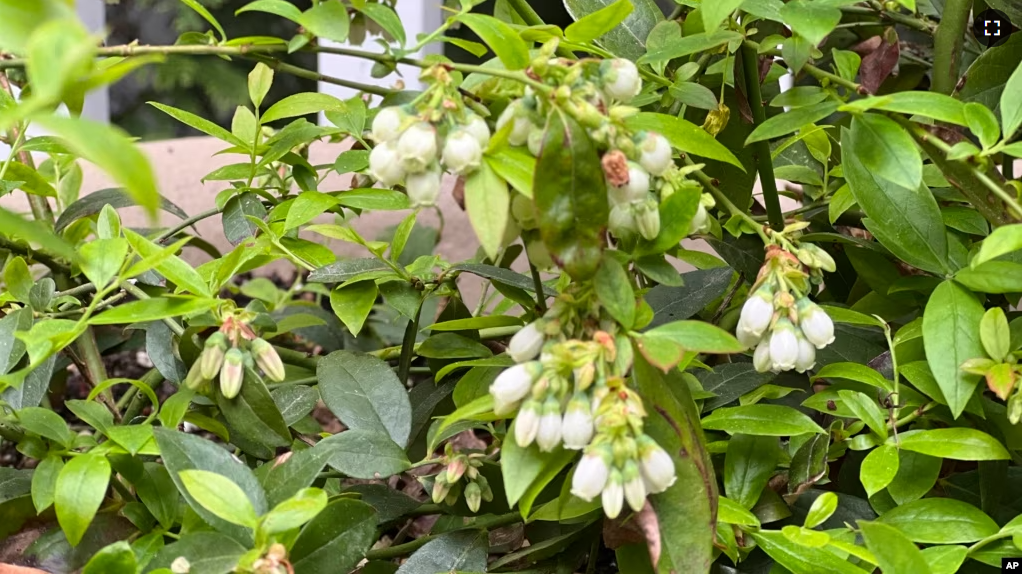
[985,363,1016,400]
[603,501,663,568]
[854,28,900,94]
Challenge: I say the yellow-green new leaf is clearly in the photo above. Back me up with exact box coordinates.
[179,469,260,529]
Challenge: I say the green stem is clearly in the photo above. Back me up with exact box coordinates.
[685,157,770,244]
[740,44,783,231]
[365,512,522,560]
[529,263,548,314]
[121,368,164,423]
[840,4,935,32]
[120,281,186,336]
[743,39,863,94]
[0,236,70,273]
[931,0,972,95]
[249,55,394,97]
[505,0,576,59]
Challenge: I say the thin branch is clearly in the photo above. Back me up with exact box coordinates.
[740,44,783,230]
[931,0,972,95]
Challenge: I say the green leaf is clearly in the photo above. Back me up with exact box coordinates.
[396,530,488,574]
[500,423,575,510]
[922,281,985,418]
[77,238,127,289]
[17,406,73,447]
[260,446,331,508]
[701,405,826,436]
[964,102,1001,149]
[748,530,870,574]
[669,81,719,111]
[149,101,247,146]
[746,101,840,144]
[36,116,160,218]
[887,450,941,505]
[804,492,838,529]
[956,32,1022,117]
[859,521,931,574]
[565,0,633,43]
[837,390,888,441]
[626,112,743,168]
[178,470,259,529]
[260,488,327,535]
[290,498,377,574]
[0,208,75,261]
[718,496,760,526]
[4,162,57,198]
[842,92,967,126]
[841,127,949,275]
[724,434,778,509]
[450,263,557,296]
[319,429,411,479]
[286,190,341,230]
[860,444,899,497]
[455,13,529,70]
[431,316,523,332]
[0,0,74,54]
[485,147,535,198]
[317,350,411,447]
[632,354,716,573]
[534,110,608,281]
[637,30,741,66]
[31,455,62,513]
[237,0,301,20]
[89,297,218,325]
[262,92,348,124]
[594,257,635,328]
[1001,61,1022,138]
[217,370,291,458]
[55,453,110,547]
[297,1,349,42]
[248,63,273,110]
[702,0,743,31]
[564,0,663,61]
[179,0,226,40]
[333,188,410,210]
[878,498,998,543]
[329,281,377,336]
[849,113,922,191]
[464,161,509,261]
[780,0,841,46]
[124,230,211,297]
[358,2,405,46]
[153,427,267,543]
[958,260,1022,293]
[132,462,177,530]
[980,307,1011,361]
[147,532,246,574]
[54,187,189,234]
[973,223,1022,268]
[82,541,137,574]
[921,545,968,574]
[642,320,744,354]
[896,428,1010,460]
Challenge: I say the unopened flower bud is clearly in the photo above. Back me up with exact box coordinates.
[371,106,406,143]
[634,200,661,241]
[600,59,641,103]
[369,142,406,186]
[737,325,761,349]
[446,456,467,484]
[405,166,442,207]
[220,348,245,399]
[603,468,625,519]
[514,399,541,447]
[251,338,285,382]
[573,363,596,390]
[738,288,774,339]
[509,322,545,363]
[527,128,544,157]
[431,474,451,504]
[512,193,537,229]
[1010,392,1022,425]
[561,393,594,450]
[184,359,209,392]
[397,122,438,173]
[608,204,637,240]
[690,203,711,234]
[526,239,554,270]
[442,130,482,175]
[623,460,646,512]
[477,474,494,502]
[490,361,541,415]
[497,100,534,146]
[795,331,816,373]
[797,299,835,349]
[571,447,611,501]
[464,481,482,512]
[607,162,650,205]
[463,114,491,148]
[637,131,673,176]
[769,318,799,372]
[536,397,563,452]
[637,435,676,494]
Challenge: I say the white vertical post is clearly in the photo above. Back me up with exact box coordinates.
[316,2,444,120]
[77,0,110,123]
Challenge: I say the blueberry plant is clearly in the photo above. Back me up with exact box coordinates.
[1,0,1022,572]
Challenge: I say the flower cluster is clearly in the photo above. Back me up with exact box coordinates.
[425,445,493,512]
[494,45,712,253]
[490,313,677,518]
[184,315,285,398]
[369,105,491,207]
[736,245,836,374]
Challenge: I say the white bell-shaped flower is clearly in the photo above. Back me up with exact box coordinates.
[794,332,817,373]
[561,393,595,450]
[602,468,625,519]
[463,114,491,148]
[490,362,540,415]
[623,460,647,512]
[601,58,642,102]
[798,299,835,349]
[638,132,673,176]
[690,203,711,235]
[508,321,544,363]
[368,142,405,186]
[571,448,610,502]
[396,122,438,173]
[405,167,442,207]
[371,106,406,143]
[514,399,541,448]
[738,289,774,339]
[497,101,534,146]
[441,130,482,175]
[634,199,661,241]
[607,162,650,205]
[608,204,637,239]
[637,435,676,493]
[768,318,799,372]
[753,340,773,373]
[535,398,564,452]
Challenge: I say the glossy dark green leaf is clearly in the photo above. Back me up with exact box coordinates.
[594,257,635,328]
[860,444,899,497]
[317,350,411,447]
[565,0,663,61]
[217,370,291,458]
[859,520,931,574]
[319,429,410,479]
[645,267,733,328]
[450,263,557,296]
[290,498,377,574]
[501,422,575,510]
[896,428,1010,461]
[702,405,825,436]
[632,352,716,573]
[271,385,319,427]
[454,13,529,70]
[922,281,985,418]
[725,434,778,509]
[308,258,390,283]
[534,110,608,281]
[746,101,839,144]
[957,34,1022,119]
[842,127,949,275]
[395,530,488,574]
[146,532,246,574]
[82,541,137,574]
[55,453,111,547]
[748,530,868,574]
